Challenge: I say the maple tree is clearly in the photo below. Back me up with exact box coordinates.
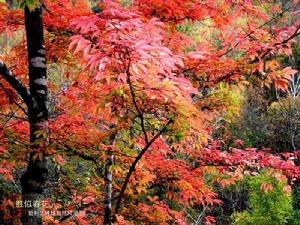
[0,0,299,224]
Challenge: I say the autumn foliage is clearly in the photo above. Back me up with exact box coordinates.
[0,0,299,224]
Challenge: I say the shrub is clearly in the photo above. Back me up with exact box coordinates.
[231,171,294,225]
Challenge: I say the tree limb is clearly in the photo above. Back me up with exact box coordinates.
[250,25,300,64]
[219,4,296,58]
[0,82,28,115]
[126,57,149,144]
[114,118,173,215]
[212,26,300,84]
[0,60,36,108]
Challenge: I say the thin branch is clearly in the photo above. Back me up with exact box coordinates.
[250,26,300,64]
[195,206,206,225]
[0,112,27,121]
[125,56,149,144]
[181,19,300,78]
[0,82,28,115]
[56,140,136,161]
[0,60,36,108]
[211,26,300,84]
[114,118,173,215]
[64,144,98,164]
[219,5,295,57]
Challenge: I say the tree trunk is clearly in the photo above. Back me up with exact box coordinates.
[20,4,48,225]
[104,133,116,225]
[104,154,114,225]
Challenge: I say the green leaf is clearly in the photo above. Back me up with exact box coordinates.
[15,0,40,10]
[34,130,47,138]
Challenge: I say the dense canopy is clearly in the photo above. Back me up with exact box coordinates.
[0,0,299,224]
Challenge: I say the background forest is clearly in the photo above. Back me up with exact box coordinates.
[0,0,300,224]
